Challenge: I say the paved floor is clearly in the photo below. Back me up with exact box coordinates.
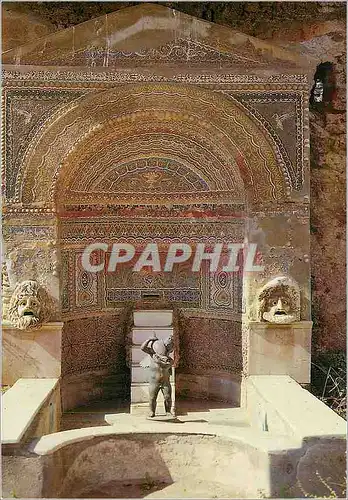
[61,398,251,431]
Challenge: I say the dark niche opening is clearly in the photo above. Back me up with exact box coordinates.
[310,62,335,110]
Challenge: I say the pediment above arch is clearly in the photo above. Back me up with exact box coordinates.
[15,83,293,208]
[2,3,317,73]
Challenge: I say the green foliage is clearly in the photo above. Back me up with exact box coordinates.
[311,350,346,419]
[298,470,347,498]
[310,223,319,234]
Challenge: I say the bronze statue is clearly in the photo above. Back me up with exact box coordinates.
[140,333,174,418]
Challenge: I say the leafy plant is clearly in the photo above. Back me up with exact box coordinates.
[298,470,347,498]
[311,350,346,419]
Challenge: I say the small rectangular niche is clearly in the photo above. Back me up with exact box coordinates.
[141,291,163,300]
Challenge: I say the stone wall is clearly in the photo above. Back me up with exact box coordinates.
[178,315,242,375]
[61,313,130,410]
[2,2,346,353]
[176,314,242,403]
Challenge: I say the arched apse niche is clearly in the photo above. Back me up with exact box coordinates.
[17,84,290,208]
[16,84,293,410]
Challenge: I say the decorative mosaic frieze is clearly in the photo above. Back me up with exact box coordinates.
[60,222,245,316]
[59,218,244,245]
[3,88,91,201]
[2,75,308,206]
[3,68,308,86]
[10,38,273,69]
[227,91,305,190]
[2,224,56,242]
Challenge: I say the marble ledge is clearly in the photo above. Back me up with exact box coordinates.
[2,321,64,332]
[246,321,313,330]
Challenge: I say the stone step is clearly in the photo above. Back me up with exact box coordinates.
[132,328,173,344]
[131,347,148,364]
[131,365,149,383]
[130,402,166,416]
[133,310,173,327]
[61,400,129,431]
[61,411,111,431]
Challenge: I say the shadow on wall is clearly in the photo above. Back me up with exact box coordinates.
[60,369,130,412]
[60,313,131,411]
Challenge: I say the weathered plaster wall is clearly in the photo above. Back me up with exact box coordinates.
[2,323,62,385]
[2,7,56,51]
[2,2,346,353]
